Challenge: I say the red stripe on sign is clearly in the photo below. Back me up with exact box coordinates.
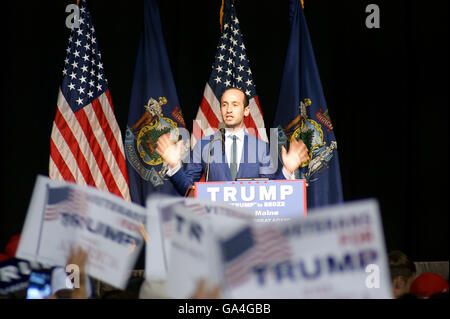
[50,138,76,182]
[74,107,122,197]
[54,107,96,186]
[91,96,130,186]
[200,97,220,129]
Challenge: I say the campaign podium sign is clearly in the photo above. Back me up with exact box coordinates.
[195,180,307,221]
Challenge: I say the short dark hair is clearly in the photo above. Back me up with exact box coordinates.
[220,87,249,107]
[388,250,416,282]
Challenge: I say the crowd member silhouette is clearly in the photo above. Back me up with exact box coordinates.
[388,250,417,299]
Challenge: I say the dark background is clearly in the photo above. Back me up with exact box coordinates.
[2,0,448,261]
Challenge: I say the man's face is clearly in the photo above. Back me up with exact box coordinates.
[220,89,250,130]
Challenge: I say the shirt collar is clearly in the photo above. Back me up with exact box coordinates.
[225,127,245,140]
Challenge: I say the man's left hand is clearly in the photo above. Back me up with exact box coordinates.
[281,139,309,174]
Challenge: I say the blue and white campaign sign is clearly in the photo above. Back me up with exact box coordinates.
[0,258,49,295]
[195,180,307,222]
[218,199,393,299]
[165,204,254,299]
[15,175,146,289]
[145,195,253,287]
[164,209,216,299]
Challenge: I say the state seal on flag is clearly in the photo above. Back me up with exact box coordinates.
[125,97,188,187]
[281,98,338,183]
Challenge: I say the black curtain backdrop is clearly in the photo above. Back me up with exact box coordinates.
[1,0,448,261]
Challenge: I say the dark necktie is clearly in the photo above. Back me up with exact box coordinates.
[230,135,238,180]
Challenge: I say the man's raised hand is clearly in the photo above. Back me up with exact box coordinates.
[155,132,183,168]
[281,138,310,174]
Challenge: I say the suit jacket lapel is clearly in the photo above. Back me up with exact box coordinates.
[209,133,232,181]
[235,134,248,179]
[216,138,232,181]
[223,149,232,181]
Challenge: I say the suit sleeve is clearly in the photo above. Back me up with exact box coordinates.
[258,140,285,180]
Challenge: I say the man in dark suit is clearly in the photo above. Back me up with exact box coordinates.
[156,87,309,196]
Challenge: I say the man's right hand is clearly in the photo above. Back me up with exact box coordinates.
[155,132,183,168]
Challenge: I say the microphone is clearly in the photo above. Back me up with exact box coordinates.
[218,122,226,155]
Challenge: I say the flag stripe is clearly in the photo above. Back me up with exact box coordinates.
[56,94,110,192]
[248,97,268,141]
[197,107,217,137]
[49,139,76,182]
[203,83,223,126]
[53,103,96,186]
[74,105,122,197]
[49,156,64,181]
[243,102,261,137]
[85,103,130,200]
[98,92,127,168]
[91,94,130,189]
[85,99,129,199]
[200,97,220,129]
[50,118,87,185]
[252,95,264,115]
[105,89,115,114]
[192,119,203,145]
[191,107,217,148]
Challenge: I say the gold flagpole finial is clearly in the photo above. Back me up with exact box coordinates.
[220,0,224,32]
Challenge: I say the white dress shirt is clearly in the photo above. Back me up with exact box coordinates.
[224,127,245,171]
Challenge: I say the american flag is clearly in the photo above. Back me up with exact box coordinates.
[191,0,268,148]
[184,200,211,217]
[44,187,87,221]
[222,225,293,288]
[49,0,130,200]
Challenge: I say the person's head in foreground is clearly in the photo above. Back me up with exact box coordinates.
[388,250,417,298]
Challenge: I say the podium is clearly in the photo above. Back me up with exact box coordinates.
[191,179,307,220]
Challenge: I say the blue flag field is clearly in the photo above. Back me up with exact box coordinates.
[273,0,343,208]
[124,0,188,205]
